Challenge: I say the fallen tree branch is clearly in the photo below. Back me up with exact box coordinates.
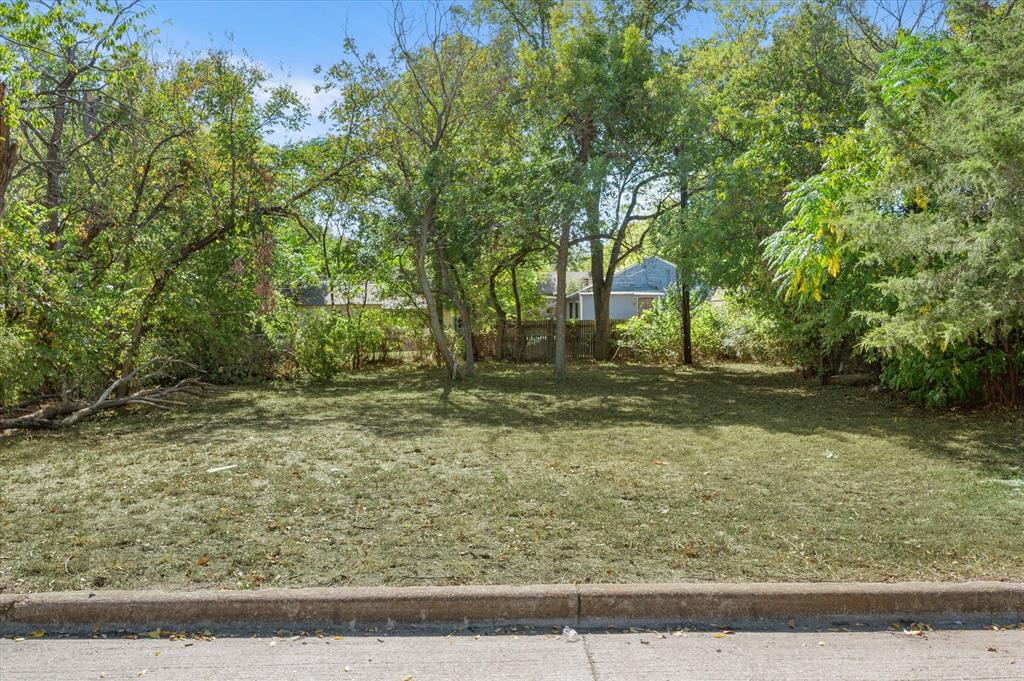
[0,360,214,431]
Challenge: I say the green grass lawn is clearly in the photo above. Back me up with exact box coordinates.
[1,363,1022,593]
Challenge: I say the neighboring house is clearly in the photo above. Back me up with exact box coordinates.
[707,288,728,309]
[283,282,421,314]
[566,256,678,321]
[537,270,592,318]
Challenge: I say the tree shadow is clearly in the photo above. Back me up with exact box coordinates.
[13,362,1021,476]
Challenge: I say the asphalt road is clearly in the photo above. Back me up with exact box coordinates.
[2,628,1022,680]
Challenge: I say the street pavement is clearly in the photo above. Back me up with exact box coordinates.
[2,627,1023,680]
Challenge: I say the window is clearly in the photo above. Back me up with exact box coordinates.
[636,296,656,314]
[568,301,579,319]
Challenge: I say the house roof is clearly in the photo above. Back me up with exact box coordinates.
[283,282,419,310]
[575,256,676,295]
[537,270,591,296]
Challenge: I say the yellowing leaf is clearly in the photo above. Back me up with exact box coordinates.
[827,254,841,277]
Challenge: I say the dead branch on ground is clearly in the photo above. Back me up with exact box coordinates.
[0,359,214,431]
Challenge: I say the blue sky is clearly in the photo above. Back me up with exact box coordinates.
[148,1,398,67]
[147,1,401,138]
[145,1,718,140]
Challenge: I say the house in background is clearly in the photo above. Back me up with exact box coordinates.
[566,256,678,321]
[707,288,728,309]
[538,270,591,318]
[283,282,421,314]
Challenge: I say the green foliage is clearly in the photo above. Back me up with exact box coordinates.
[690,304,729,360]
[880,341,1024,408]
[282,306,399,381]
[714,300,792,365]
[0,322,43,405]
[853,15,1024,359]
[616,301,679,363]
[3,0,1022,411]
[616,295,791,365]
[293,310,352,381]
[765,130,884,302]
[1,0,312,403]
[757,4,1024,403]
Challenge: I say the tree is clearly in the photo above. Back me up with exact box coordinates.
[483,0,687,374]
[674,1,873,375]
[0,12,319,413]
[765,1,1024,404]
[542,2,685,360]
[0,0,151,240]
[330,4,509,380]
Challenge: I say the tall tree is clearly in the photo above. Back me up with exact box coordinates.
[768,1,1024,404]
[331,4,508,380]
[483,0,686,371]
[0,0,150,241]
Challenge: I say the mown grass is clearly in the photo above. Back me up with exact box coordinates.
[1,363,1022,593]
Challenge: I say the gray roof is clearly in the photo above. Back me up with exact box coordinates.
[537,271,591,296]
[283,282,418,310]
[577,256,676,294]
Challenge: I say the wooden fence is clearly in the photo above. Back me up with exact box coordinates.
[473,320,605,362]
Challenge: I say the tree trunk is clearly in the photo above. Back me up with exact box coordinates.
[433,266,446,368]
[435,240,474,379]
[677,258,692,365]
[554,220,570,381]
[510,262,524,360]
[488,265,506,361]
[676,155,693,365]
[592,280,612,360]
[458,299,475,378]
[0,83,17,217]
[43,70,75,240]
[416,199,458,380]
[681,288,692,365]
[587,192,614,361]
[590,249,612,361]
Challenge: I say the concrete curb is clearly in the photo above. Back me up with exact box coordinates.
[2,582,1022,634]
[576,582,1024,626]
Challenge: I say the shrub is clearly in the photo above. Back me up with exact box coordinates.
[268,303,417,380]
[691,304,730,360]
[293,310,350,381]
[616,293,793,365]
[145,310,276,383]
[717,302,791,364]
[0,323,44,407]
[879,338,1024,407]
[616,302,679,363]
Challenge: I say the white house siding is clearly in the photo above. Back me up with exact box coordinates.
[580,293,594,320]
[610,295,641,320]
[563,257,679,322]
[574,292,663,321]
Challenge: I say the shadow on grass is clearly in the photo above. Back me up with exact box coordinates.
[93,362,1024,476]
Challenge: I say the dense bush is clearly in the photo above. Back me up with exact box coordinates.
[0,324,41,406]
[879,339,1024,408]
[615,294,792,364]
[267,303,420,380]
[690,305,729,360]
[719,303,793,365]
[616,302,679,362]
[293,310,350,381]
